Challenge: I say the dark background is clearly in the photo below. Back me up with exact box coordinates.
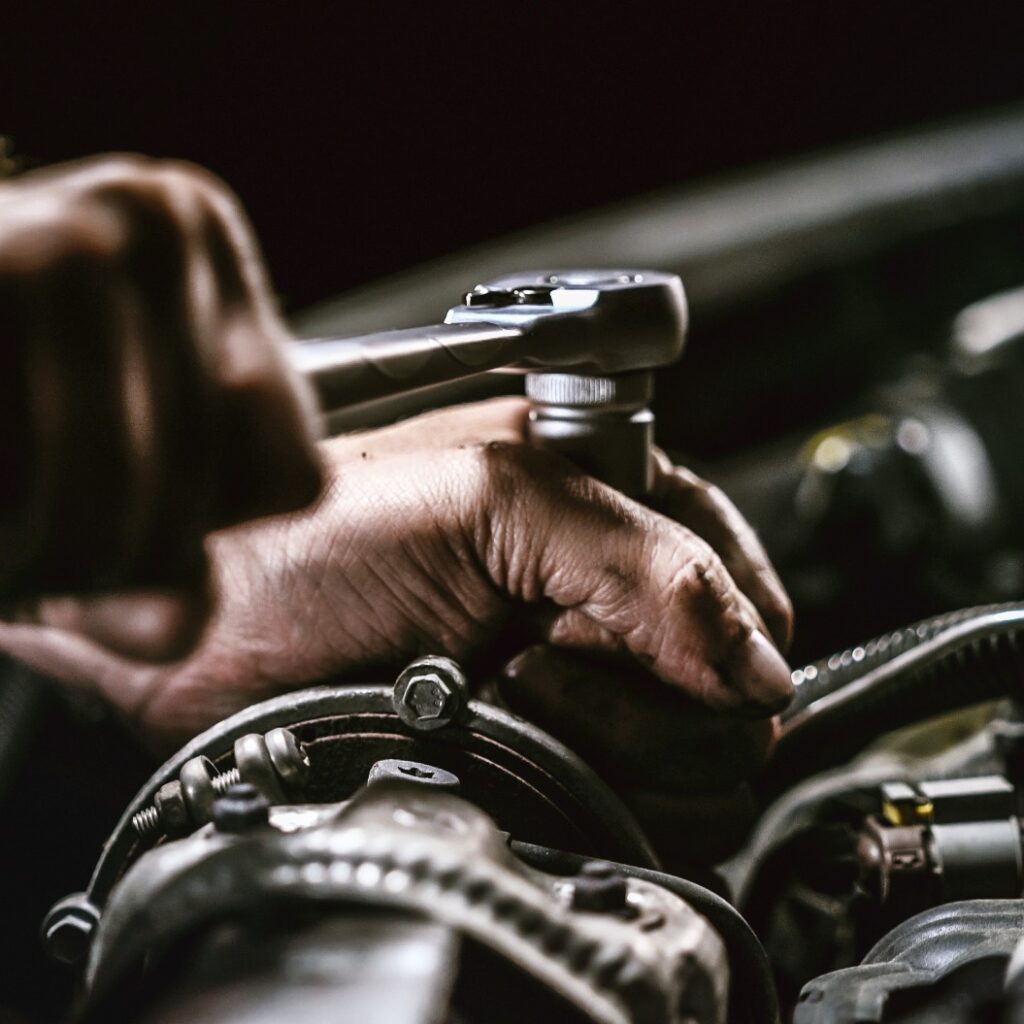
[4,4,1024,314]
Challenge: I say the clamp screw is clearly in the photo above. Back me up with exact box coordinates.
[392,656,469,731]
[571,861,629,914]
[212,782,270,833]
[131,727,307,838]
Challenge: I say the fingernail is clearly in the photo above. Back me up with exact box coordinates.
[726,629,794,715]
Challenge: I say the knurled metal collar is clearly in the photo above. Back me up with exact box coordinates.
[525,370,653,407]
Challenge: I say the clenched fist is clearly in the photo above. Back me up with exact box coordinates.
[0,156,322,659]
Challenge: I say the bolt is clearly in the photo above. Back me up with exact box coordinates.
[212,782,270,833]
[42,893,100,965]
[571,861,629,914]
[392,656,469,732]
[131,728,307,838]
[367,759,461,791]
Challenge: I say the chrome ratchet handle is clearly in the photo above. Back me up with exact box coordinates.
[289,269,687,498]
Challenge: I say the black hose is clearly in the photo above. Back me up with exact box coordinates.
[760,602,1024,800]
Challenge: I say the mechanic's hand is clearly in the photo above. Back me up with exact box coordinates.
[0,156,323,660]
[0,398,793,756]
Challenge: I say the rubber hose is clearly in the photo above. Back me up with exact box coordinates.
[760,602,1024,800]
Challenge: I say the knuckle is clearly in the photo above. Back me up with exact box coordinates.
[665,543,748,642]
[82,159,226,235]
[0,209,123,279]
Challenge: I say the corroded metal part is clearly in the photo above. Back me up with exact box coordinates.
[84,782,727,1024]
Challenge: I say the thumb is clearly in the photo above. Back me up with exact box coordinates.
[18,588,210,662]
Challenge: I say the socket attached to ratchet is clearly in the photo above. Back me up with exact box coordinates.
[290,270,688,497]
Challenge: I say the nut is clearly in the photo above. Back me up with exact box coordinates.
[154,780,190,835]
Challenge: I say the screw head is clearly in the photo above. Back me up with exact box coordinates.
[404,674,453,719]
[367,759,461,791]
[571,860,629,914]
[392,656,469,731]
[212,782,270,833]
[265,727,310,787]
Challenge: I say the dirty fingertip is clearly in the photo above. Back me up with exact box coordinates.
[724,628,794,716]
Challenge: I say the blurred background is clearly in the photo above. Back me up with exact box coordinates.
[3,4,1024,1020]
[3,4,1021,311]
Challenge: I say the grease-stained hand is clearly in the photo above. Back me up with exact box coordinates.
[0,398,793,760]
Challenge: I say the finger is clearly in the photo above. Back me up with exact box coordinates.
[15,587,210,663]
[1,215,181,595]
[650,450,793,652]
[202,314,325,527]
[0,616,175,743]
[469,443,794,714]
[544,586,772,655]
[323,396,530,462]
[127,164,324,529]
[498,645,776,790]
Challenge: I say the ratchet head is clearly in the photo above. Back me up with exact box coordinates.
[445,269,687,374]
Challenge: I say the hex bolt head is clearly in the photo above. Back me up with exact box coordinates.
[392,656,469,732]
[42,893,100,965]
[212,782,270,833]
[367,759,461,791]
[154,780,191,835]
[571,860,629,914]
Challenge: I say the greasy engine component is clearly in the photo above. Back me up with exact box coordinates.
[45,656,775,1024]
[794,900,1023,1024]
[858,776,1023,911]
[726,600,1024,1013]
[62,662,660,936]
[80,780,728,1024]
